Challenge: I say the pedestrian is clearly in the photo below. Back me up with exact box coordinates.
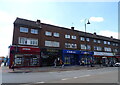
[11,62,15,71]
[79,60,81,66]
[54,59,57,68]
[90,60,93,67]
[81,60,85,66]
[60,59,64,68]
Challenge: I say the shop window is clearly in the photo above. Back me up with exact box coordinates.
[20,27,28,33]
[64,56,70,64]
[31,29,38,34]
[14,55,23,66]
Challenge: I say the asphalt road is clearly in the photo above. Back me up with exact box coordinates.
[2,67,119,84]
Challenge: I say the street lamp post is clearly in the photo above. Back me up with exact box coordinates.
[84,19,90,65]
[84,19,90,51]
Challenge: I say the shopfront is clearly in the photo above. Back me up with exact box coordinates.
[9,46,40,68]
[80,51,94,65]
[94,52,116,66]
[62,49,80,66]
[41,48,62,66]
[115,55,120,62]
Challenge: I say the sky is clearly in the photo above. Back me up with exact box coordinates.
[0,0,119,57]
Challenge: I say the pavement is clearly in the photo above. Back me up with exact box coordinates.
[1,65,108,73]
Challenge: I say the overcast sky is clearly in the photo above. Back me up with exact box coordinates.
[0,0,119,57]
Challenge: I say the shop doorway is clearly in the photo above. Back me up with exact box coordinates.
[24,56,30,66]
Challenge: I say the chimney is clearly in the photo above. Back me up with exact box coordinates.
[71,27,74,30]
[110,36,113,38]
[94,32,96,35]
[36,19,41,28]
[37,20,41,23]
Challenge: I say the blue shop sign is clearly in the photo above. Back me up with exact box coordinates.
[80,51,94,55]
[63,49,80,54]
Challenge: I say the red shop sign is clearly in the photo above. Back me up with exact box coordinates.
[18,47,40,53]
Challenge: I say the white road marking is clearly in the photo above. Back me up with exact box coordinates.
[79,74,91,78]
[61,78,70,80]
[36,81,45,83]
[73,77,78,79]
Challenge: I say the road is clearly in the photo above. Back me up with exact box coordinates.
[2,67,120,84]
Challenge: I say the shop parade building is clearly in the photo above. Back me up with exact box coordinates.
[8,17,120,68]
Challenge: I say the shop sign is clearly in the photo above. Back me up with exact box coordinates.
[94,52,114,56]
[80,51,93,55]
[67,51,76,54]
[47,49,59,53]
[22,48,31,51]
[63,50,80,54]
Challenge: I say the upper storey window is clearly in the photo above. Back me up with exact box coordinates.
[31,29,38,34]
[104,41,107,44]
[54,32,59,37]
[80,37,85,41]
[45,31,52,36]
[65,34,70,39]
[71,36,76,39]
[20,27,28,33]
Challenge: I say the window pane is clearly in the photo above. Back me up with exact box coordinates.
[54,33,59,37]
[31,29,38,34]
[45,31,52,36]
[20,27,28,33]
[65,35,70,39]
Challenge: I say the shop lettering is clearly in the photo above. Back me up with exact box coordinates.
[22,48,31,50]
[67,51,76,54]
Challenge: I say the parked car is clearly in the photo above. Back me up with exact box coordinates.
[114,62,120,67]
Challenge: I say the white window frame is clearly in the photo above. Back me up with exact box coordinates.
[65,43,77,49]
[45,41,60,47]
[19,37,38,46]
[45,31,52,36]
[20,27,28,33]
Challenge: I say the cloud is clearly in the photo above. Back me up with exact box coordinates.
[89,17,104,22]
[98,30,118,39]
